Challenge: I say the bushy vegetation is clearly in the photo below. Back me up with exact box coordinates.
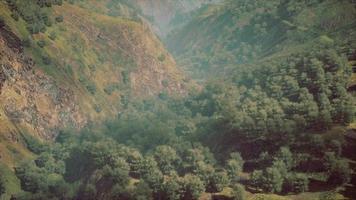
[11,128,242,199]
[0,177,5,197]
[0,0,355,199]
[167,0,356,80]
[5,0,63,34]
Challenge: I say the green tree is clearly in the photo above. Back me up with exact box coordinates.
[329,140,342,157]
[226,152,244,182]
[163,172,183,200]
[251,170,263,189]
[284,173,309,193]
[131,181,153,200]
[275,147,294,170]
[153,145,180,175]
[207,170,230,193]
[262,167,283,193]
[324,152,351,186]
[139,156,164,193]
[182,174,205,200]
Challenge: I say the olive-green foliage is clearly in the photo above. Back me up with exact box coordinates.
[207,170,230,193]
[182,174,205,200]
[49,32,56,40]
[5,0,63,34]
[275,147,294,170]
[37,40,46,48]
[232,184,246,200]
[284,173,309,193]
[153,145,180,174]
[130,181,153,200]
[251,167,284,193]
[189,48,354,156]
[21,133,48,154]
[226,152,244,182]
[55,15,63,23]
[15,161,70,198]
[162,172,183,200]
[324,152,352,186]
[0,177,5,196]
[263,167,284,193]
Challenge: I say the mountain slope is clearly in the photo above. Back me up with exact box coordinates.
[0,0,190,167]
[167,0,356,80]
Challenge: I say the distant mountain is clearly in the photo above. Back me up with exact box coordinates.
[132,0,218,36]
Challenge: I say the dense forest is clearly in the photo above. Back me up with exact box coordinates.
[0,0,355,200]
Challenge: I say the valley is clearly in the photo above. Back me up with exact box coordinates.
[0,0,355,200]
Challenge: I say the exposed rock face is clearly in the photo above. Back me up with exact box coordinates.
[0,25,87,139]
[55,4,187,97]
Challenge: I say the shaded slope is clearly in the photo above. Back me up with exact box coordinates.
[167,0,356,80]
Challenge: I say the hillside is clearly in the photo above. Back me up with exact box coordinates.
[167,0,356,80]
[0,0,189,170]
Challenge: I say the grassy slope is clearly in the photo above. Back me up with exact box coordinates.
[0,163,21,200]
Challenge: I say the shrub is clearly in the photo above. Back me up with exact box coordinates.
[86,83,97,95]
[231,184,246,200]
[263,167,283,193]
[329,140,342,156]
[272,160,288,177]
[10,12,19,21]
[275,146,294,170]
[94,105,101,113]
[251,170,263,189]
[42,55,51,65]
[162,79,169,87]
[319,35,334,47]
[158,54,166,62]
[327,160,351,186]
[37,40,46,48]
[121,71,130,84]
[207,170,230,193]
[0,16,4,27]
[22,38,31,47]
[0,177,5,196]
[55,15,64,23]
[22,134,48,154]
[284,173,309,193]
[159,91,168,100]
[182,174,205,200]
[49,32,57,40]
[251,167,283,193]
[162,172,183,200]
[226,152,244,182]
[324,152,352,186]
[104,84,117,95]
